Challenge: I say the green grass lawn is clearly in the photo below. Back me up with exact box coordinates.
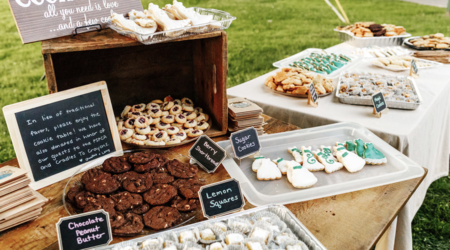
[1,0,450,248]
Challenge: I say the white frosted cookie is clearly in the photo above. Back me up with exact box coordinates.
[320,145,337,157]
[272,158,288,175]
[364,142,387,165]
[333,145,365,173]
[287,147,303,164]
[286,161,317,188]
[252,156,265,172]
[312,149,343,174]
[300,146,325,172]
[257,159,282,181]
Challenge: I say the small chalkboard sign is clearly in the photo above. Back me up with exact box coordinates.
[198,178,245,218]
[372,92,388,118]
[56,209,112,250]
[410,59,419,78]
[230,127,261,159]
[3,82,122,189]
[189,135,226,173]
[307,83,319,107]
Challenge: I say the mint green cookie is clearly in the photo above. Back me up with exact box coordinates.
[346,140,356,153]
[354,139,365,158]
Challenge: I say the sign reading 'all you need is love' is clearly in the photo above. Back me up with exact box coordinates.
[8,0,143,43]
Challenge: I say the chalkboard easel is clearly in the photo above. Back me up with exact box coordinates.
[3,81,122,190]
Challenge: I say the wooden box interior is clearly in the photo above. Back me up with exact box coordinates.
[42,30,228,138]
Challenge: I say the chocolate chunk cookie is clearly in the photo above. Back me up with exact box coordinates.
[103,156,132,173]
[114,171,139,187]
[81,168,107,185]
[123,173,153,193]
[134,158,161,173]
[110,191,143,212]
[143,184,177,205]
[131,203,150,214]
[74,191,96,209]
[84,171,119,194]
[152,172,174,184]
[129,152,155,164]
[110,211,126,229]
[167,159,198,179]
[83,196,116,216]
[179,182,202,199]
[171,178,199,189]
[113,213,144,235]
[143,206,180,230]
[66,185,83,203]
[171,196,199,212]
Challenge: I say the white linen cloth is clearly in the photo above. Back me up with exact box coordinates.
[227,43,450,250]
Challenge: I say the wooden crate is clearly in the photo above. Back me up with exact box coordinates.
[41,29,228,138]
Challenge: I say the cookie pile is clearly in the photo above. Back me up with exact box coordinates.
[409,33,450,49]
[287,52,352,75]
[265,68,334,95]
[336,22,406,37]
[253,140,387,189]
[111,210,310,250]
[117,95,210,146]
[66,151,204,235]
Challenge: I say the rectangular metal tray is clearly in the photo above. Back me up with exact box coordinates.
[336,71,423,110]
[217,123,424,206]
[272,48,361,78]
[96,205,327,250]
[334,29,411,47]
[109,7,236,45]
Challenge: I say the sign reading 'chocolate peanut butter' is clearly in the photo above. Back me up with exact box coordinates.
[56,209,112,250]
[7,0,143,43]
[230,127,261,159]
[3,82,122,189]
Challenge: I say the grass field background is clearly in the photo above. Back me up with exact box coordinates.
[0,0,449,248]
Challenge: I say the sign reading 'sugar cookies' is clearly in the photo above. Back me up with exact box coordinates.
[7,0,143,43]
[230,127,261,159]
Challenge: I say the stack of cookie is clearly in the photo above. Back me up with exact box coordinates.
[0,166,48,232]
[66,151,204,235]
[228,97,264,135]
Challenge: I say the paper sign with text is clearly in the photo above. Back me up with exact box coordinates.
[7,0,143,43]
[230,127,261,159]
[56,209,112,250]
[3,81,122,189]
[372,92,387,114]
[189,135,226,173]
[198,178,245,218]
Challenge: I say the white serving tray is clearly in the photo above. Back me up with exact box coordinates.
[217,122,424,206]
[370,57,443,71]
[272,48,361,78]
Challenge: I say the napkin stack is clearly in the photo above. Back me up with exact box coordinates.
[0,166,47,232]
[228,97,264,135]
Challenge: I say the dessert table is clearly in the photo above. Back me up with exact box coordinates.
[227,43,450,250]
[0,115,426,250]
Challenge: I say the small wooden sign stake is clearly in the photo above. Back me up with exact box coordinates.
[410,59,419,79]
[307,83,319,108]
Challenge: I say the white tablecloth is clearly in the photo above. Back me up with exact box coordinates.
[228,43,450,250]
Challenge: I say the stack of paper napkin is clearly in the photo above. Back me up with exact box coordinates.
[228,97,264,135]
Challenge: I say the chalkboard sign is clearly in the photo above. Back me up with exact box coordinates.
[56,209,112,250]
[7,0,143,43]
[198,178,245,218]
[372,92,387,114]
[230,127,261,159]
[3,82,122,189]
[411,59,419,77]
[189,135,226,173]
[309,83,318,104]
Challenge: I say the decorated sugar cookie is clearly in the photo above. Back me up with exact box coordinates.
[272,158,288,175]
[321,145,337,158]
[345,140,356,153]
[312,149,344,174]
[300,146,325,172]
[287,147,303,164]
[257,159,282,181]
[252,155,265,172]
[333,145,365,173]
[286,161,317,189]
[354,139,365,158]
[364,143,387,165]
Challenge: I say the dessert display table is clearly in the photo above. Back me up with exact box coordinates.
[0,115,426,250]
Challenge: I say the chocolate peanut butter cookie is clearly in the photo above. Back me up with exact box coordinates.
[134,158,161,173]
[103,156,132,173]
[171,196,199,212]
[113,212,144,235]
[167,159,198,179]
[85,171,119,194]
[143,206,180,230]
[66,185,83,204]
[143,184,177,205]
[131,203,151,214]
[110,211,126,229]
[114,171,139,187]
[152,172,175,184]
[81,168,106,185]
[110,191,143,212]
[83,196,116,216]
[123,173,153,193]
[129,152,155,164]
[74,191,96,209]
